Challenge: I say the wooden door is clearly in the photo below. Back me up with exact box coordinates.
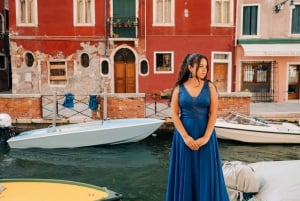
[126,62,136,93]
[213,63,228,92]
[114,62,136,93]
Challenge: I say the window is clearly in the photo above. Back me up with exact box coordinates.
[0,14,4,34]
[73,0,95,26]
[291,5,300,34]
[0,54,6,69]
[140,59,149,75]
[154,52,174,74]
[16,0,38,26]
[80,53,90,67]
[212,0,233,26]
[244,65,254,82]
[241,62,271,92]
[49,61,67,86]
[100,59,109,76]
[25,52,34,67]
[242,5,258,36]
[153,0,174,26]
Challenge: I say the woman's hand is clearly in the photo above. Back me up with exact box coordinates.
[183,135,199,151]
[195,136,210,148]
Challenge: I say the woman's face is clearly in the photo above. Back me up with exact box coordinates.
[192,58,207,79]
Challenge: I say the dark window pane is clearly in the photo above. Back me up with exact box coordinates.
[0,14,4,34]
[140,60,148,74]
[292,5,300,34]
[0,56,5,69]
[81,53,89,67]
[243,6,258,35]
[25,52,34,67]
[101,60,109,75]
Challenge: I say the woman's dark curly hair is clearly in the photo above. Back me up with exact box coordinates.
[168,53,210,103]
[175,53,209,86]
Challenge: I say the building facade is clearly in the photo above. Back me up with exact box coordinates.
[7,0,235,96]
[235,0,300,102]
[0,0,10,92]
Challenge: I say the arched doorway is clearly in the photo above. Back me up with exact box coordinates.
[114,48,136,93]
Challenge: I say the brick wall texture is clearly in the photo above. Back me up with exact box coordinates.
[0,95,250,120]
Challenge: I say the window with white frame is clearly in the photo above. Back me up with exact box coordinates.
[80,53,90,68]
[153,0,174,26]
[100,58,109,76]
[73,0,95,26]
[291,5,300,34]
[212,0,233,26]
[154,52,174,74]
[140,59,149,76]
[16,0,38,26]
[242,4,259,36]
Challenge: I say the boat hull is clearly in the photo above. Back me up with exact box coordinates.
[216,120,300,144]
[0,178,122,201]
[7,118,164,149]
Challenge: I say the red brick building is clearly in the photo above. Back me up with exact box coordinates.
[6,0,235,96]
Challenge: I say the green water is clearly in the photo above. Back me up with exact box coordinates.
[1,134,300,201]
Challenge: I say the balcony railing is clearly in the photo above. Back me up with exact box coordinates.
[109,17,139,39]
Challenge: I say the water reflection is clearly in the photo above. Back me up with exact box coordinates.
[1,135,300,201]
[219,140,300,163]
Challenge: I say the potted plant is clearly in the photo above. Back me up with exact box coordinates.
[151,90,161,101]
[125,19,131,27]
[160,88,172,99]
[113,18,120,27]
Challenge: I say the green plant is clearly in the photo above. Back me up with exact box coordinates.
[160,88,172,97]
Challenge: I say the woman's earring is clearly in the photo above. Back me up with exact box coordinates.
[189,72,192,78]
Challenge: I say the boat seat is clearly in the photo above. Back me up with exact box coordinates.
[282,123,300,131]
[223,161,260,201]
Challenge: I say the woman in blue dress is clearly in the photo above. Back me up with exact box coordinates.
[166,53,229,201]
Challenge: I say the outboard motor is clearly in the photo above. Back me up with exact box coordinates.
[0,113,16,143]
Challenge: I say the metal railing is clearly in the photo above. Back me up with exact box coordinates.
[41,94,95,120]
[109,17,139,38]
[145,94,171,119]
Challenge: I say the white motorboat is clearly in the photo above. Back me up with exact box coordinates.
[223,160,300,201]
[215,112,300,144]
[6,118,164,149]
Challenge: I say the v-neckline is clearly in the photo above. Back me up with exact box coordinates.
[182,81,206,98]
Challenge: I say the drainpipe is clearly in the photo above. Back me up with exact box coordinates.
[104,0,108,56]
[144,0,147,52]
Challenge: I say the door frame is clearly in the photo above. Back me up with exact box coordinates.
[211,51,232,92]
[110,45,139,93]
[286,63,300,101]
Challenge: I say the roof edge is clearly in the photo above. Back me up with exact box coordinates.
[237,38,300,44]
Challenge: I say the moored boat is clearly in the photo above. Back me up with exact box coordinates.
[6,118,164,149]
[215,112,300,144]
[223,160,300,201]
[0,178,122,201]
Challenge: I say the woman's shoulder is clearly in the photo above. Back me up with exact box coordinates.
[173,85,180,92]
[207,80,218,92]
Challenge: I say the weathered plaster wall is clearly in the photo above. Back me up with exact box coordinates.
[10,41,111,95]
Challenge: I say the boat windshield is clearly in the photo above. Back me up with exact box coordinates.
[224,112,268,126]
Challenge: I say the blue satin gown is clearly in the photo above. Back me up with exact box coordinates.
[166,81,229,201]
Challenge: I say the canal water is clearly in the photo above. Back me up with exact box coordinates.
[1,133,300,201]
